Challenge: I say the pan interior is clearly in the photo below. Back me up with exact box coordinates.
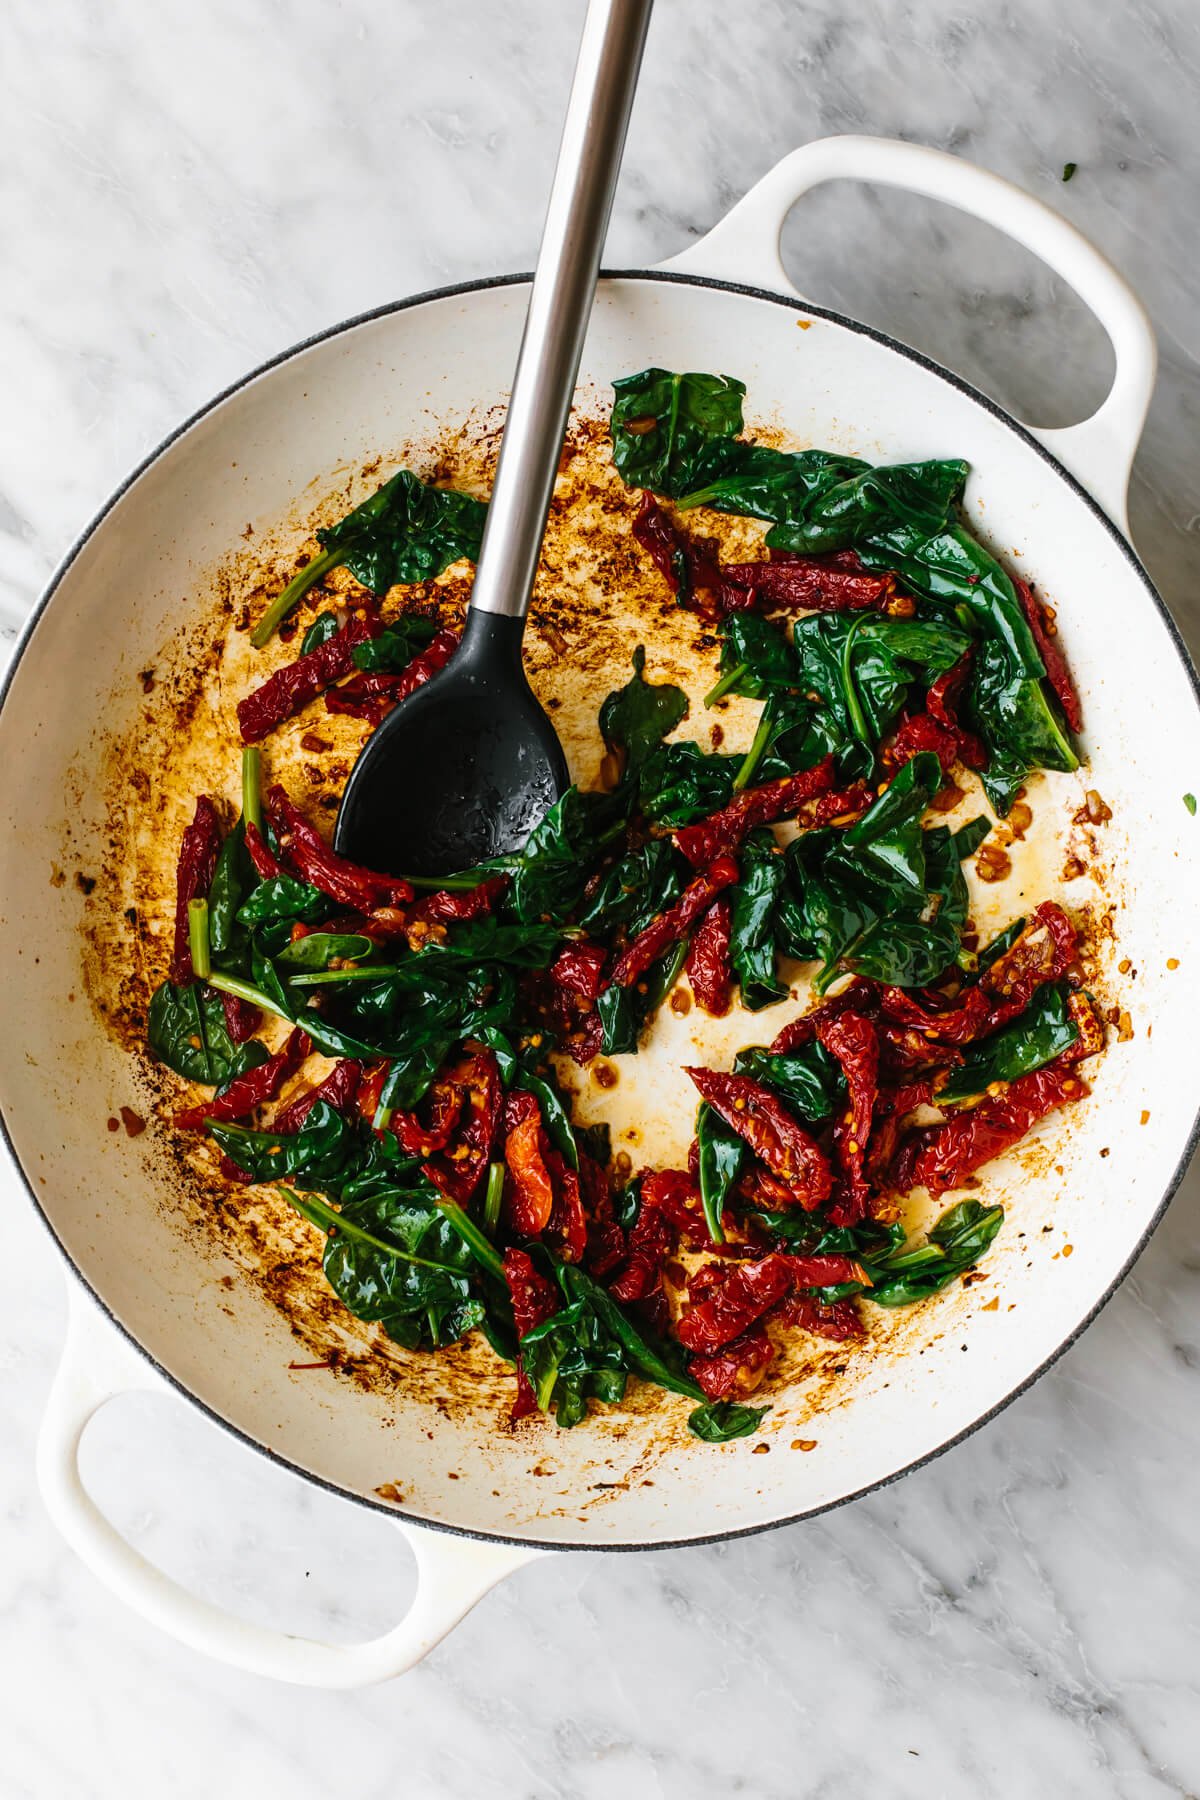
[1,274,1197,1546]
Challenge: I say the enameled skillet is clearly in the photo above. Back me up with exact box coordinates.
[3,137,1197,1686]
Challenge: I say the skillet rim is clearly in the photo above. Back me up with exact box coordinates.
[3,266,1198,1552]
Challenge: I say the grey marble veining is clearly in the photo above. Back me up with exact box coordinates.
[3,1,1199,1795]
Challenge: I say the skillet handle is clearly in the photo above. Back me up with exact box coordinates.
[37,1283,540,1687]
[658,134,1156,532]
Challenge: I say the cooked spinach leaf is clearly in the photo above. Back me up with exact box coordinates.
[252,471,486,646]
[148,980,250,1084]
[687,1400,770,1441]
[863,1200,1004,1305]
[610,368,746,497]
[599,645,688,773]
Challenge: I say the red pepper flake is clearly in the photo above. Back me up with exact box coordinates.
[119,1106,147,1138]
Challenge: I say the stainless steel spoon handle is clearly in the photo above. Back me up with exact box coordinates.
[467,0,653,621]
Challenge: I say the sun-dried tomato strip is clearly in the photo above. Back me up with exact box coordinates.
[685,1068,833,1211]
[774,1292,864,1341]
[243,819,290,881]
[545,1149,588,1265]
[324,626,459,726]
[685,898,733,1016]
[503,1108,556,1237]
[878,984,993,1044]
[1061,991,1106,1063]
[1016,577,1082,732]
[722,548,899,615]
[174,1027,311,1130]
[271,1058,363,1135]
[608,1195,676,1304]
[606,856,739,990]
[768,980,879,1054]
[582,1156,625,1278]
[412,874,509,925]
[170,796,221,985]
[981,902,1077,1017]
[910,1059,1089,1196]
[422,1049,501,1204]
[632,493,746,621]
[389,1074,466,1159]
[549,940,608,1000]
[672,758,836,868]
[503,1247,559,1421]
[266,785,412,910]
[887,652,988,776]
[689,1325,775,1399]
[676,1255,795,1352]
[238,609,382,743]
[815,1009,880,1226]
[219,990,262,1045]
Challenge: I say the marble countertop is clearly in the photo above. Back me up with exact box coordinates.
[4,0,1200,1793]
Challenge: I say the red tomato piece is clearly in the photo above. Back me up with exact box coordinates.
[503,1111,556,1236]
[689,1325,775,1400]
[672,758,835,869]
[271,1058,363,1135]
[502,1247,558,1421]
[422,1050,501,1204]
[685,1068,833,1211]
[549,940,608,1000]
[266,785,412,911]
[1016,577,1082,732]
[774,1292,864,1341]
[910,1058,1089,1196]
[174,1027,311,1130]
[606,856,739,991]
[676,1255,795,1352]
[685,899,733,1016]
[816,1009,880,1226]
[238,608,382,743]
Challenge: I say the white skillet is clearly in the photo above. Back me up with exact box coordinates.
[3,136,1197,1686]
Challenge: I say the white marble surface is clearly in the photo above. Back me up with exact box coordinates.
[4,0,1200,1793]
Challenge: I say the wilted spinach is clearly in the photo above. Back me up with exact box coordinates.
[610,368,746,497]
[862,1200,1005,1305]
[252,471,487,646]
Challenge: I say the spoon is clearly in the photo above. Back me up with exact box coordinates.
[335,0,654,878]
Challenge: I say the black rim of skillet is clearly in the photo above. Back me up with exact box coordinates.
[3,268,1199,1556]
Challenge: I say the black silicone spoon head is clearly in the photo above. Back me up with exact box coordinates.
[333,609,569,879]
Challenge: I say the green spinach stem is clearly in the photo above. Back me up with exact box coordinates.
[206,970,291,1022]
[431,1197,506,1281]
[483,1161,505,1236]
[187,898,211,982]
[732,708,773,791]
[703,662,748,708]
[250,546,345,649]
[241,746,263,834]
